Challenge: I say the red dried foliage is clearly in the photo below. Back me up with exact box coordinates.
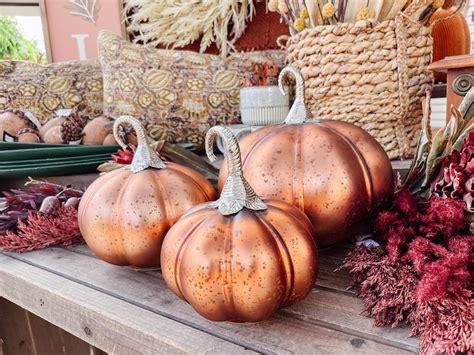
[413,290,473,355]
[0,206,84,253]
[341,246,418,327]
[342,189,473,354]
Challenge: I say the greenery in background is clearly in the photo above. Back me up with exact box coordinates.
[0,16,44,62]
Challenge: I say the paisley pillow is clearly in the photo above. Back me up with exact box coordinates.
[0,60,103,124]
[98,31,286,150]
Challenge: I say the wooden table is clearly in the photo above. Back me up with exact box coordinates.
[0,160,415,354]
[0,243,419,354]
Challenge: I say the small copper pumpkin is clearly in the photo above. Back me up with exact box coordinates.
[78,116,216,267]
[161,126,318,322]
[219,67,394,248]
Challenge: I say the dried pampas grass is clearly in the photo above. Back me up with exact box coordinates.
[123,0,256,57]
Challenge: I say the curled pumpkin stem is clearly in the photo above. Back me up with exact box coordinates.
[279,66,310,124]
[113,116,165,173]
[205,126,267,216]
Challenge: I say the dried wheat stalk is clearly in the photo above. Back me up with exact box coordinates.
[123,0,256,57]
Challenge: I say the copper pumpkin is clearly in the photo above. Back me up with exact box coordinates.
[161,126,318,322]
[78,116,216,267]
[219,67,394,248]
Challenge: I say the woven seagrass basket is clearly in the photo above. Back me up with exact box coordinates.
[285,1,464,159]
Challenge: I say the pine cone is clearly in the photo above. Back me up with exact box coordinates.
[60,114,85,143]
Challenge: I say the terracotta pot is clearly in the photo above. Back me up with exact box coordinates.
[78,116,216,267]
[161,126,317,322]
[219,67,394,248]
[431,7,471,82]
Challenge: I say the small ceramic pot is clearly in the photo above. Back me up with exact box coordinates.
[240,86,289,126]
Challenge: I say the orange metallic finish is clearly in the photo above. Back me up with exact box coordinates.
[78,162,217,267]
[219,120,394,248]
[161,199,318,322]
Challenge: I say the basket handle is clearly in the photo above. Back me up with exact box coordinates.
[430,0,467,27]
[401,0,433,20]
[400,0,467,26]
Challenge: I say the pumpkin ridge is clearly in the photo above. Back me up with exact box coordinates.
[222,216,237,319]
[266,200,313,237]
[173,214,211,300]
[150,169,172,231]
[316,122,374,211]
[115,170,141,265]
[255,210,295,307]
[293,126,305,212]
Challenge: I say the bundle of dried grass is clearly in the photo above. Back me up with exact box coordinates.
[123,0,256,57]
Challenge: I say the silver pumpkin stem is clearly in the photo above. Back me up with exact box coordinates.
[206,126,267,216]
[279,66,310,124]
[113,115,166,173]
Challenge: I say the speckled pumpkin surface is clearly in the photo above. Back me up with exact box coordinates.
[0,60,103,123]
[219,120,394,248]
[161,200,318,322]
[78,162,216,267]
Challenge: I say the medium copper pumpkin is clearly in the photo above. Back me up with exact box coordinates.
[78,116,216,267]
[161,127,318,322]
[219,67,394,248]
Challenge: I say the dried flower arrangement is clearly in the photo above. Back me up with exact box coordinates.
[268,0,456,33]
[0,178,84,252]
[341,189,473,354]
[123,0,256,57]
[241,61,281,87]
[341,90,474,354]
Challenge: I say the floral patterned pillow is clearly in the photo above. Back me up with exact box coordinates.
[0,60,103,124]
[98,31,286,150]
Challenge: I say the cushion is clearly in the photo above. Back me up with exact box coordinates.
[98,31,286,150]
[0,60,103,124]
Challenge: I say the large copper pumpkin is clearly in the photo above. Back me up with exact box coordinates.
[219,67,394,248]
[78,116,216,267]
[161,127,318,322]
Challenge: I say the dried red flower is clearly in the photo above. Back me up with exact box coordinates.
[432,130,474,212]
[341,189,473,354]
[112,144,136,165]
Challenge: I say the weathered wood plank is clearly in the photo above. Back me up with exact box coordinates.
[0,254,254,355]
[67,244,416,350]
[137,260,418,352]
[8,248,415,354]
[27,311,104,355]
[0,298,35,355]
